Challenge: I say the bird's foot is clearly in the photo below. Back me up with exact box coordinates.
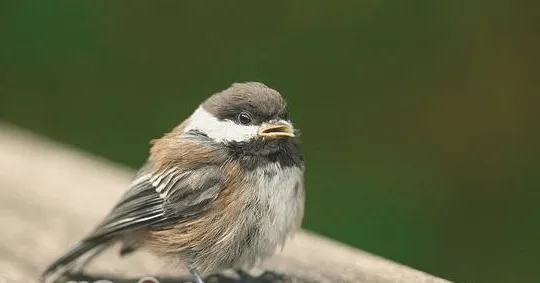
[189,268,205,283]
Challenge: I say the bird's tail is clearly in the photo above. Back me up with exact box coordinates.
[40,237,112,283]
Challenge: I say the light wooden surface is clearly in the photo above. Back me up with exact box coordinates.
[0,123,453,283]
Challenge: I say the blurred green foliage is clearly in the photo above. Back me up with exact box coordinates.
[1,1,538,283]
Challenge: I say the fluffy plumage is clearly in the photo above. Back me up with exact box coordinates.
[41,82,305,283]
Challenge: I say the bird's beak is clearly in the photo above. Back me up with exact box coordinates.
[258,122,295,138]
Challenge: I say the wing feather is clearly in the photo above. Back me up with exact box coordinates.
[88,163,224,239]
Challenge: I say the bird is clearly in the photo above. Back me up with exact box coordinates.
[41,82,305,283]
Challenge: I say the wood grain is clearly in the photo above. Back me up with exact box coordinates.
[0,123,453,283]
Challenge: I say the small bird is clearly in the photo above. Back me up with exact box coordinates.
[41,82,305,283]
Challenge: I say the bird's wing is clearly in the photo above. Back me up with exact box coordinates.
[87,163,225,240]
[41,162,225,280]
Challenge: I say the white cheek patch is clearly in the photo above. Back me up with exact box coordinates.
[183,107,259,142]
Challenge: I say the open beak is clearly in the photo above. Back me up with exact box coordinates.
[258,123,295,138]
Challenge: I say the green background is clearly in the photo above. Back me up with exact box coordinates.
[1,2,538,283]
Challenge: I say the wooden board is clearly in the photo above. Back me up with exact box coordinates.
[0,123,453,283]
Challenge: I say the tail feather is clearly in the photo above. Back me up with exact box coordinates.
[40,238,111,282]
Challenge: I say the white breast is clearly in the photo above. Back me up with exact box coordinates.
[235,162,305,268]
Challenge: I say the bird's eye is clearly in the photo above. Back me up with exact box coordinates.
[237,111,253,125]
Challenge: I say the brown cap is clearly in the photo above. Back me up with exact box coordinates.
[201,82,288,125]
